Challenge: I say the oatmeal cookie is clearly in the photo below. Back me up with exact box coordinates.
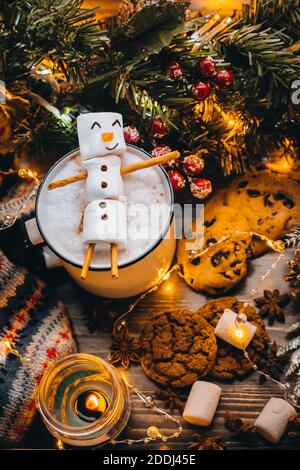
[141,309,217,389]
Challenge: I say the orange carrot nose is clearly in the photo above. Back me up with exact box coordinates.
[102,133,114,143]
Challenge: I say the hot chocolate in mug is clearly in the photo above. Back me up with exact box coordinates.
[23,144,176,298]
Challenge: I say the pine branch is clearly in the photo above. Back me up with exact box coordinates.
[287,322,300,338]
[218,23,300,106]
[243,0,300,32]
[285,225,300,248]
[286,348,300,376]
[277,337,300,356]
[1,0,107,84]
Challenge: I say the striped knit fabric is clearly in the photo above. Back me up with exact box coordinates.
[0,251,77,446]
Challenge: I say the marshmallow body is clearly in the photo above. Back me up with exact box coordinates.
[83,199,127,251]
[255,398,297,444]
[77,112,126,162]
[82,156,124,202]
[214,309,257,350]
[183,381,221,426]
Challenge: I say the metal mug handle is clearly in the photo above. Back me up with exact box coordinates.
[0,216,62,270]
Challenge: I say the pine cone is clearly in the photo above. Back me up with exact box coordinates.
[116,0,173,26]
[285,250,300,304]
[116,0,137,26]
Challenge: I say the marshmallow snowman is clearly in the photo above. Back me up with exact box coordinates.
[82,156,124,202]
[77,112,128,250]
[83,199,127,251]
[77,112,126,161]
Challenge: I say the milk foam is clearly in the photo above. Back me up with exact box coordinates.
[43,149,170,268]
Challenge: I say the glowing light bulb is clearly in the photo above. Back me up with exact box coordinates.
[235,328,244,339]
[267,239,285,253]
[18,167,38,180]
[147,425,161,440]
[3,340,12,352]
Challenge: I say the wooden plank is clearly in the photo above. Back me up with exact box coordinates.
[22,249,300,450]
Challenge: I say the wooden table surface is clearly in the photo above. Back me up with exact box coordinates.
[23,249,300,450]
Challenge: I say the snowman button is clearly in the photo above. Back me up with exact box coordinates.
[99,202,106,208]
[101,181,108,188]
[101,214,108,220]
[101,165,108,172]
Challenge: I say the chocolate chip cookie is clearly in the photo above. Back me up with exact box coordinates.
[197,297,269,379]
[141,309,217,389]
[177,232,252,295]
[225,169,300,255]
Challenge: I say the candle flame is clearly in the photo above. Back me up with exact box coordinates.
[84,392,107,414]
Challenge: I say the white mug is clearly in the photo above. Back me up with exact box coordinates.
[25,145,176,298]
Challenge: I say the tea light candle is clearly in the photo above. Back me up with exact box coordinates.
[38,354,131,448]
[254,398,297,444]
[214,309,257,350]
[183,381,222,426]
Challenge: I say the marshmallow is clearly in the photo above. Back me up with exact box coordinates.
[214,309,257,350]
[183,381,221,426]
[83,199,127,250]
[255,398,297,444]
[82,156,124,202]
[77,112,126,162]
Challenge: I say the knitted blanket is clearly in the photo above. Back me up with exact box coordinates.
[0,251,77,446]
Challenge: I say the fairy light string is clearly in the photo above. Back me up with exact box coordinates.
[111,384,183,446]
[0,193,297,445]
[0,168,40,231]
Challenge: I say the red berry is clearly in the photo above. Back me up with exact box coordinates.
[166,61,183,80]
[214,70,234,89]
[196,57,216,78]
[192,82,211,101]
[149,117,168,139]
[183,154,205,176]
[151,145,171,157]
[152,145,176,169]
[168,170,186,192]
[123,126,140,144]
[190,178,212,200]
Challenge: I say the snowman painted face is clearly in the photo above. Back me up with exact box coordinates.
[77,112,126,162]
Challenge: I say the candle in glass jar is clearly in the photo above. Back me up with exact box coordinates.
[38,354,131,448]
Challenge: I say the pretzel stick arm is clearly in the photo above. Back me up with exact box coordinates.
[81,243,95,280]
[110,243,119,279]
[48,151,180,189]
[121,151,180,176]
[48,172,87,190]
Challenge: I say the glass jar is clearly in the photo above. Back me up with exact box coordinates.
[38,353,131,448]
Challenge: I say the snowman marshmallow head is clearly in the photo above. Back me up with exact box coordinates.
[77,112,126,162]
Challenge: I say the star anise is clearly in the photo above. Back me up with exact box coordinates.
[224,412,256,446]
[258,342,289,383]
[80,291,132,333]
[189,434,226,451]
[156,388,186,413]
[254,289,290,325]
[110,324,142,369]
